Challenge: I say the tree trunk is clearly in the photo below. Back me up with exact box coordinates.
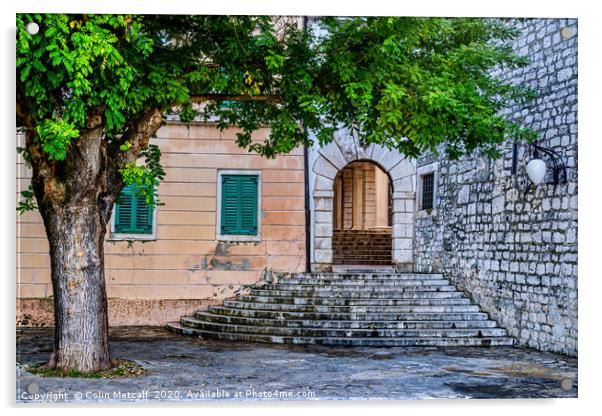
[43,200,112,372]
[23,107,163,373]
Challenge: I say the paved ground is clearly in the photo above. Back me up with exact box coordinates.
[16,327,577,402]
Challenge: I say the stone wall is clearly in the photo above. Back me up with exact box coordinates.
[414,18,578,356]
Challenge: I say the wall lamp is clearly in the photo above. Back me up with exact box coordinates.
[525,142,567,194]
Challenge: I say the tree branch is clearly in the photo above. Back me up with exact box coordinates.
[104,108,163,201]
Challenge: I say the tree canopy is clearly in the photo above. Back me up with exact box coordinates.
[17,14,536,206]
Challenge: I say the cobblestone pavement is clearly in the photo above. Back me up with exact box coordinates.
[16,327,577,403]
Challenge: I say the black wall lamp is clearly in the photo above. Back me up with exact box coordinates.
[525,142,567,194]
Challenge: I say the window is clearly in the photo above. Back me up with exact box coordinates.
[421,173,435,210]
[218,173,260,238]
[111,185,156,239]
[416,161,438,216]
[511,142,519,175]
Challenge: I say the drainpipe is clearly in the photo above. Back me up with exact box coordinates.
[303,132,311,273]
[302,16,312,273]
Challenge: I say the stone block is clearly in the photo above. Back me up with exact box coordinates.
[370,145,389,165]
[389,159,415,181]
[314,197,333,211]
[314,237,331,250]
[392,237,412,251]
[313,249,332,263]
[393,176,415,193]
[392,249,413,263]
[314,223,333,238]
[318,143,347,170]
[314,174,335,192]
[381,149,405,171]
[314,211,332,224]
[312,156,338,179]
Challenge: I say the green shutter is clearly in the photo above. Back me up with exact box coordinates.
[221,175,258,235]
[114,185,154,234]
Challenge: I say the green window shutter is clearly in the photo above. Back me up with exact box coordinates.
[221,175,258,235]
[114,185,154,234]
[221,176,240,234]
[114,190,134,233]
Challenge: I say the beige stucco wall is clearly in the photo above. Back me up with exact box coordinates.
[16,122,306,325]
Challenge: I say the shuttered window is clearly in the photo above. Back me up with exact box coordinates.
[220,174,258,235]
[114,185,154,234]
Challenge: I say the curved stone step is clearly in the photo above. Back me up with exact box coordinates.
[166,322,514,347]
[250,289,464,299]
[280,278,449,285]
[294,272,444,280]
[209,306,490,321]
[168,270,514,348]
[235,295,472,307]
[220,301,482,313]
[193,311,500,329]
[262,284,457,292]
[179,316,508,338]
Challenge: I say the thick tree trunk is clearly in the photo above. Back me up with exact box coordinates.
[43,199,111,372]
[22,107,163,373]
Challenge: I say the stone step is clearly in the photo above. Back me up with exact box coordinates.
[332,245,391,249]
[333,236,391,239]
[296,272,444,279]
[334,229,391,232]
[235,295,472,306]
[332,256,392,260]
[332,249,390,251]
[262,284,457,292]
[221,300,482,313]
[332,241,392,243]
[250,289,464,299]
[333,235,391,237]
[332,249,391,252]
[280,278,449,285]
[332,249,392,254]
[332,241,391,245]
[169,271,513,348]
[193,311,500,329]
[166,322,515,347]
[179,317,508,338]
[208,306,491,321]
[332,242,392,246]
[333,234,391,238]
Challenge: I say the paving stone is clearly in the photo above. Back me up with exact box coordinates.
[16,327,577,402]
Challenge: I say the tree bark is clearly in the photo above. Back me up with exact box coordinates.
[43,200,111,372]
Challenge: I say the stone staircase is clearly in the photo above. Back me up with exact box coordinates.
[167,271,514,347]
[332,229,392,265]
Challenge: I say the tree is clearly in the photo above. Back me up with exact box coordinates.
[16,14,537,372]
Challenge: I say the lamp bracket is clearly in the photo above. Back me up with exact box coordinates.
[531,142,568,186]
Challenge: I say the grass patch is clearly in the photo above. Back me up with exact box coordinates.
[27,359,146,379]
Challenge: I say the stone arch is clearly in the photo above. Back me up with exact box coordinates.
[311,129,416,271]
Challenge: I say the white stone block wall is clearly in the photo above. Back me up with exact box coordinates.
[413,18,578,356]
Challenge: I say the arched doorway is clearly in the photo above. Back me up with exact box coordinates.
[332,161,392,265]
[310,129,417,272]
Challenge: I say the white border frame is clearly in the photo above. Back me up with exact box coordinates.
[415,161,438,218]
[216,169,262,242]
